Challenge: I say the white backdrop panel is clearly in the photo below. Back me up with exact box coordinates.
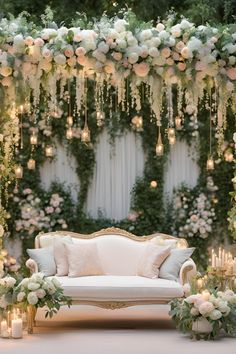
[164,140,199,198]
[86,130,145,220]
[40,143,80,201]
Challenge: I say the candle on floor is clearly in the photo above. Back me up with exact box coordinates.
[11,318,23,339]
[1,320,9,338]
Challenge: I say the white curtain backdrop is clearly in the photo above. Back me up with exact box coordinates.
[164,140,199,198]
[86,130,145,220]
[39,136,199,221]
[40,143,80,201]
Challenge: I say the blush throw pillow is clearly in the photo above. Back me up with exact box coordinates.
[53,236,73,276]
[65,242,104,277]
[27,247,56,276]
[159,247,195,281]
[137,244,171,279]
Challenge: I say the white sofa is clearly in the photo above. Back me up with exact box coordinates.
[26,227,196,328]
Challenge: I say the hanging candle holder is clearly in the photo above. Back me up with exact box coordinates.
[167,127,176,145]
[224,149,234,162]
[15,165,23,179]
[27,158,35,170]
[96,110,105,127]
[45,145,54,157]
[206,156,215,170]
[81,124,91,143]
[66,127,73,140]
[156,126,164,156]
[175,116,182,130]
[30,132,38,145]
[132,115,143,132]
[206,90,214,171]
[67,116,73,127]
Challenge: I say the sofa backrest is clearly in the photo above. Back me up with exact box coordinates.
[35,227,187,276]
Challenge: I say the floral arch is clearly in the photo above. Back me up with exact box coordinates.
[0,11,236,260]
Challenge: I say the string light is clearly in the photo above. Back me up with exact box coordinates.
[150,180,158,188]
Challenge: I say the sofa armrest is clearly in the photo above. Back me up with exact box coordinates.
[179,258,196,285]
[25,259,38,274]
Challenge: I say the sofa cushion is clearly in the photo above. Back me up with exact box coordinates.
[27,247,56,276]
[137,244,171,278]
[54,236,73,276]
[49,275,184,301]
[65,243,104,277]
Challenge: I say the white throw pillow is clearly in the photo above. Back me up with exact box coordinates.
[65,242,104,277]
[54,236,73,276]
[137,243,171,279]
[159,247,195,281]
[27,247,56,276]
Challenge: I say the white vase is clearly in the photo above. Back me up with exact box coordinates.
[192,318,213,334]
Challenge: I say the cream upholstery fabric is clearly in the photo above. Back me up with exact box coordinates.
[54,237,73,276]
[66,243,104,277]
[50,275,184,301]
[137,244,171,278]
[72,235,146,275]
[179,258,197,285]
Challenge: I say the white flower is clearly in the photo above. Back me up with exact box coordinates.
[41,28,57,40]
[149,47,159,57]
[34,37,44,47]
[190,307,199,316]
[209,309,222,320]
[17,291,26,302]
[28,282,41,291]
[181,47,192,59]
[57,27,68,37]
[171,24,181,38]
[139,29,153,42]
[2,276,16,288]
[36,289,46,299]
[128,52,139,64]
[51,277,61,288]
[98,41,109,54]
[116,39,127,49]
[114,19,127,33]
[27,292,38,305]
[159,30,169,40]
[24,36,34,46]
[198,301,214,315]
[156,23,165,32]
[180,19,192,30]
[54,54,67,65]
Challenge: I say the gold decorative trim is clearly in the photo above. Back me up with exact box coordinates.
[35,227,188,248]
[71,299,169,308]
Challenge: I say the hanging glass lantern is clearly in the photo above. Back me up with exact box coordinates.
[30,132,38,145]
[67,116,73,127]
[27,159,35,170]
[81,125,91,143]
[206,156,214,170]
[224,150,234,162]
[96,111,105,127]
[15,165,23,179]
[175,116,182,130]
[156,128,164,156]
[45,145,54,157]
[168,127,176,145]
[66,127,73,140]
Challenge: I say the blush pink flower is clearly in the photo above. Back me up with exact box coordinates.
[133,62,150,77]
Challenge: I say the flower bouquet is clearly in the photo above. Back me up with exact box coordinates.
[170,289,236,340]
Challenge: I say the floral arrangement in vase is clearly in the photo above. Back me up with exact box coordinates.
[170,285,236,340]
[0,273,71,319]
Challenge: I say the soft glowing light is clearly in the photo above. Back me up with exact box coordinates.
[175,116,182,130]
[168,127,176,145]
[45,145,54,157]
[81,126,91,143]
[206,156,214,170]
[67,116,73,126]
[27,158,35,170]
[150,180,158,188]
[224,150,234,162]
[15,165,23,179]
[132,115,143,131]
[66,127,73,139]
[156,129,164,156]
[96,111,105,127]
[30,133,38,145]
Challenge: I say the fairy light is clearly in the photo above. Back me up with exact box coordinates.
[156,126,164,156]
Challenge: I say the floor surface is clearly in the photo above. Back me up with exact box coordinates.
[0,305,235,354]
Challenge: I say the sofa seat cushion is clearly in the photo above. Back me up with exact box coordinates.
[49,275,183,301]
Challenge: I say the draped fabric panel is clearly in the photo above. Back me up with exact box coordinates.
[39,136,199,221]
[40,143,80,201]
[86,130,145,220]
[164,140,199,198]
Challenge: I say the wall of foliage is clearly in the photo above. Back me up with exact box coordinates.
[0,6,235,270]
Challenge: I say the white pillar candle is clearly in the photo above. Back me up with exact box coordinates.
[1,320,8,337]
[11,319,22,339]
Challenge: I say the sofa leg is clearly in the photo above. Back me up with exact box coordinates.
[27,305,37,334]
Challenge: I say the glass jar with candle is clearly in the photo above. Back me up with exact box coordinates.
[0,308,11,339]
[10,307,23,339]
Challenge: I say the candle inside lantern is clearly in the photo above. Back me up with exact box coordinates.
[81,127,91,143]
[224,150,234,162]
[156,141,164,156]
[66,127,73,140]
[30,133,38,145]
[27,158,35,170]
[96,111,105,127]
[1,320,9,338]
[15,165,23,179]
[67,116,73,126]
[45,145,54,157]
[11,318,22,339]
[206,157,214,170]
[175,116,182,130]
[168,127,176,145]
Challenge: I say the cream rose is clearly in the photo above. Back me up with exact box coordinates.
[27,292,38,305]
[0,66,12,77]
[177,62,186,71]
[34,37,44,47]
[112,52,122,61]
[160,47,171,58]
[75,47,86,56]
[133,62,150,77]
[156,23,165,32]
[227,67,236,80]
[181,46,192,59]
